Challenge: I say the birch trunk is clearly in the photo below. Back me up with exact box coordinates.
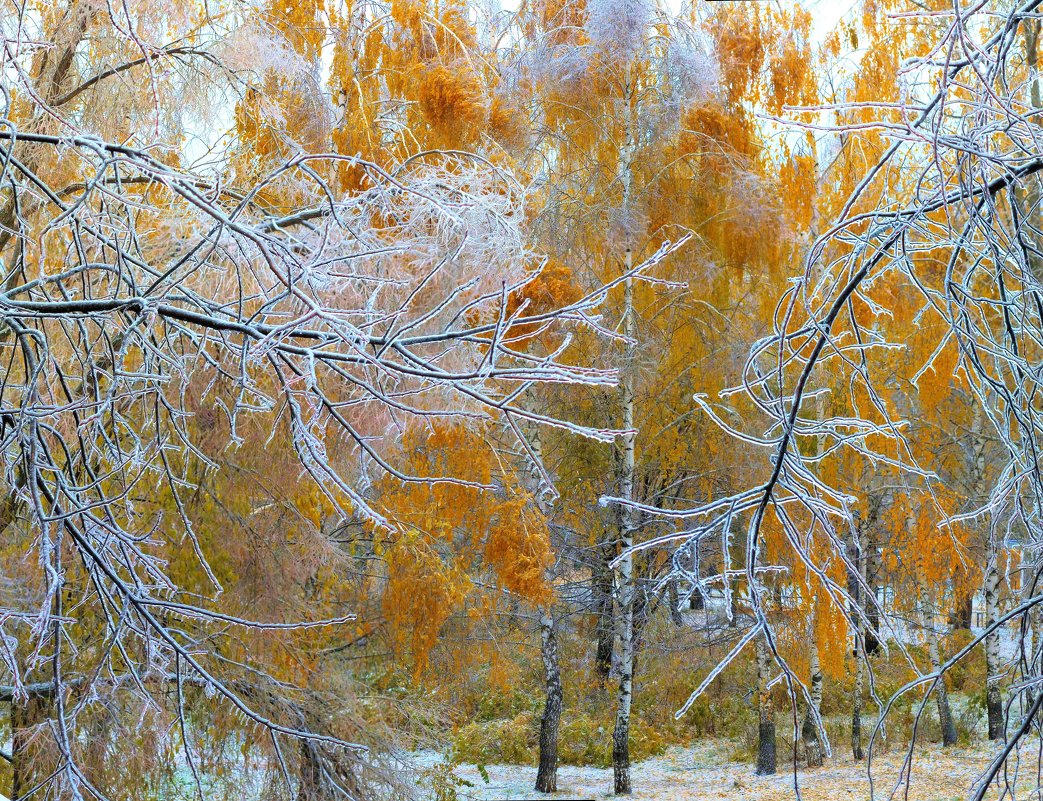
[984,546,1003,739]
[1028,17,1041,112]
[1029,593,1041,712]
[927,619,959,747]
[667,578,684,626]
[801,391,825,766]
[524,424,565,793]
[801,623,824,767]
[611,61,641,790]
[862,494,884,656]
[864,547,882,656]
[535,607,563,793]
[849,512,865,760]
[612,247,637,795]
[971,404,1003,740]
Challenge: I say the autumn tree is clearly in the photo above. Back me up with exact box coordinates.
[485,0,824,788]
[0,0,632,796]
[649,0,1043,795]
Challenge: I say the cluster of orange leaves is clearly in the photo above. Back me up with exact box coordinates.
[372,424,553,675]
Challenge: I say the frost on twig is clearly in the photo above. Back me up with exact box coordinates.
[0,10,648,793]
[606,2,1043,793]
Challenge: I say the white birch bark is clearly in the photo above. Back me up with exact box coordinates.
[611,55,640,793]
[612,244,637,795]
[802,391,826,766]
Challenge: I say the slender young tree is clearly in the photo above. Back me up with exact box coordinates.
[502,2,818,789]
[755,634,777,775]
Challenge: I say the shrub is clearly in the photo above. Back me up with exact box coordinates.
[451,708,669,767]
[451,711,537,765]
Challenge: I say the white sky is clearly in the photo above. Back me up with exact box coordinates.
[494,0,861,45]
[802,0,861,43]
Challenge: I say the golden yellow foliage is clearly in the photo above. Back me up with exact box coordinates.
[484,497,552,603]
[384,532,470,676]
[417,65,486,141]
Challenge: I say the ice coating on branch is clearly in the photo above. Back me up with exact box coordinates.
[607,204,648,251]
[215,20,310,79]
[585,0,653,59]
[665,31,719,106]
[513,44,590,93]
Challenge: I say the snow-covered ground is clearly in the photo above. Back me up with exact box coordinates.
[440,741,1005,800]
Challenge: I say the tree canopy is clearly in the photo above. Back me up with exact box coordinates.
[3,1,1043,800]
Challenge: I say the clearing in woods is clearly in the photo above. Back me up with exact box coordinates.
[448,741,999,800]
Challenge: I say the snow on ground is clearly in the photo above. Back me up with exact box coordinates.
[445,741,1005,800]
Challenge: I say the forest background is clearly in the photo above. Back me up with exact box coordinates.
[0,0,1039,800]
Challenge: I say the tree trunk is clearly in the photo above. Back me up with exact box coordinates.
[855,493,884,656]
[864,557,882,656]
[927,622,958,747]
[1027,564,1041,713]
[968,402,1003,740]
[1027,16,1041,112]
[612,248,637,796]
[801,632,824,767]
[535,607,563,793]
[755,635,776,775]
[594,551,615,682]
[612,573,635,796]
[611,618,635,794]
[984,543,1004,740]
[850,510,867,762]
[0,4,92,263]
[801,391,825,768]
[667,577,684,626]
[949,594,973,631]
[851,629,865,761]
[523,414,566,794]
